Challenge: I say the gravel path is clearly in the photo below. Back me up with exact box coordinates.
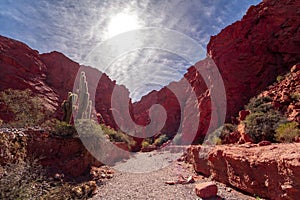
[92,151,256,200]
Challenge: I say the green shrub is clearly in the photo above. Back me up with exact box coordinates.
[141,140,150,149]
[205,132,222,145]
[218,124,235,141]
[242,95,289,143]
[276,75,284,82]
[51,120,77,137]
[49,118,136,148]
[0,89,52,127]
[75,119,104,138]
[212,137,222,145]
[154,134,169,146]
[205,123,236,145]
[246,96,273,113]
[291,92,300,101]
[49,119,105,139]
[99,124,136,149]
[243,110,286,143]
[275,122,300,143]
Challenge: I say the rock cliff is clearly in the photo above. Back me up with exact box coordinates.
[133,0,300,142]
[1,0,299,144]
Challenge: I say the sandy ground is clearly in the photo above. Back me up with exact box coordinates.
[92,151,257,200]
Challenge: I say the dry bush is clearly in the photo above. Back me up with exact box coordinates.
[0,89,52,128]
[0,159,74,200]
[0,132,27,164]
[275,122,300,143]
[99,123,136,149]
[153,134,169,147]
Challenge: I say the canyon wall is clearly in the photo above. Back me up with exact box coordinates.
[1,0,300,143]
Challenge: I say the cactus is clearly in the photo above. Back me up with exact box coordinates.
[62,92,77,123]
[85,100,92,119]
[62,71,92,123]
[77,72,90,119]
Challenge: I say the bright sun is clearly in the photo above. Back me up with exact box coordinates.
[107,13,141,38]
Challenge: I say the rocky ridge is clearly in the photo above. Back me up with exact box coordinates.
[186,143,300,199]
[133,0,300,142]
[1,0,300,144]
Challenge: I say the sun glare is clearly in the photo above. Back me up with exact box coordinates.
[106,13,141,38]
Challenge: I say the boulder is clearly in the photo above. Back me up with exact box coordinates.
[195,182,218,199]
[187,143,300,199]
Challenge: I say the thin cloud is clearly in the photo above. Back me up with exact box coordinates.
[0,0,261,101]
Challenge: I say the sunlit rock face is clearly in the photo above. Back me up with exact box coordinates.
[0,37,132,129]
[40,51,134,130]
[132,0,300,142]
[1,0,300,144]
[207,0,300,121]
[0,36,59,119]
[186,143,300,199]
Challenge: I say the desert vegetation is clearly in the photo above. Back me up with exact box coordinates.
[243,96,287,143]
[275,121,300,143]
[0,159,76,200]
[207,73,300,144]
[0,128,97,200]
[208,89,300,145]
[141,134,171,151]
[0,72,135,199]
[0,89,52,128]
[206,123,236,145]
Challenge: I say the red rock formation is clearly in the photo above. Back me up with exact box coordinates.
[238,110,250,121]
[1,0,300,145]
[0,1,299,185]
[0,36,59,117]
[0,129,129,177]
[39,51,80,104]
[40,52,134,129]
[207,0,300,120]
[221,64,300,144]
[261,64,300,123]
[0,36,132,130]
[26,130,102,177]
[187,144,300,199]
[133,0,300,143]
[195,182,218,199]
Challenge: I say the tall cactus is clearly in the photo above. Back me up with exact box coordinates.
[76,71,92,119]
[62,71,92,123]
[62,92,77,123]
[85,100,92,119]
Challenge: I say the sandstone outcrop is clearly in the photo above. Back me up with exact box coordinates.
[0,36,133,130]
[222,64,300,144]
[0,36,59,118]
[133,0,300,142]
[187,143,300,199]
[0,129,130,177]
[261,64,300,123]
[1,0,300,144]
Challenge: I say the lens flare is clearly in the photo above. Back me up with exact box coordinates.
[107,13,141,38]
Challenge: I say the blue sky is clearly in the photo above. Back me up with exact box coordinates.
[0,0,261,101]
